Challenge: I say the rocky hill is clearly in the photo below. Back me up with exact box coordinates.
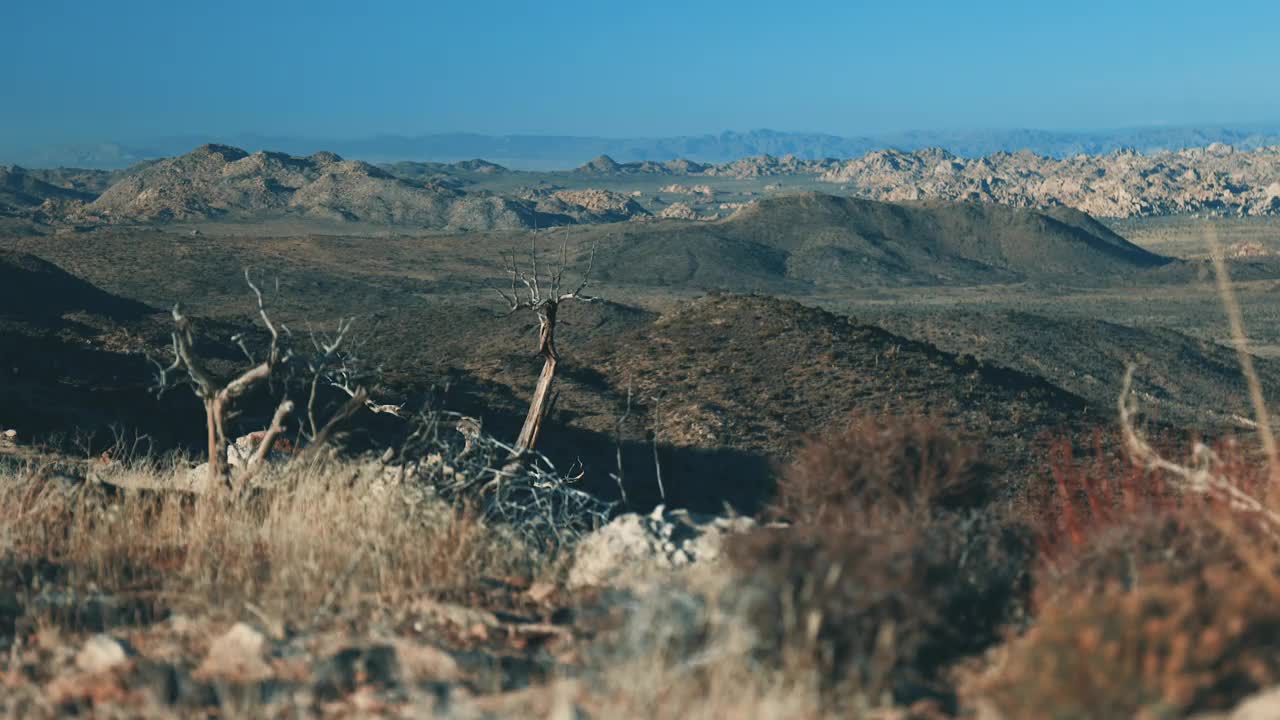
[0,251,203,447]
[516,187,650,223]
[567,294,1094,510]
[866,307,1280,430]
[0,166,101,216]
[819,144,1280,218]
[558,145,1280,218]
[15,142,1280,227]
[426,145,1280,219]
[58,145,653,230]
[576,192,1171,290]
[572,154,711,176]
[76,145,550,229]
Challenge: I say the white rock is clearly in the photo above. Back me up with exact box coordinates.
[1229,686,1280,720]
[75,634,129,673]
[226,431,285,469]
[567,505,755,589]
[194,622,272,682]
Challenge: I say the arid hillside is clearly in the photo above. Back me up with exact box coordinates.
[566,193,1172,290]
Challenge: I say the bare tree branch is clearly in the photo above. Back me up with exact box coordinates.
[1119,364,1280,535]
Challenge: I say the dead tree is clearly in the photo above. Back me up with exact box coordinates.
[495,239,597,454]
[153,270,288,490]
[153,270,391,491]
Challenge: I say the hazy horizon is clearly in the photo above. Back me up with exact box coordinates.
[6,0,1280,155]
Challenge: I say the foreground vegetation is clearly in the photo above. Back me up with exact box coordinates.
[3,400,1280,718]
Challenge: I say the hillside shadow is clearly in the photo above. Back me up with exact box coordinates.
[0,329,207,451]
[0,251,154,324]
[434,374,776,514]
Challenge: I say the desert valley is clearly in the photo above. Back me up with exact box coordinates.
[8,2,1280,716]
[4,133,1280,717]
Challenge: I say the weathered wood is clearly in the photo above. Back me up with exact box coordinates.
[517,356,557,453]
[515,303,559,453]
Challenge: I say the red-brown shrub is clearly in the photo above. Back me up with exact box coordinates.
[770,412,987,528]
[1028,431,1272,590]
[960,430,1280,717]
[727,412,1028,710]
[963,561,1280,718]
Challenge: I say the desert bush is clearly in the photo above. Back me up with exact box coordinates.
[727,516,1028,711]
[959,426,1280,719]
[718,413,1028,711]
[770,412,988,528]
[963,561,1280,719]
[1029,432,1274,590]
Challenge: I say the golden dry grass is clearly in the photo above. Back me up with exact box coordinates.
[0,457,537,628]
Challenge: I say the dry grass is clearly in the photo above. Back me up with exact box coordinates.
[0,457,537,628]
[0,453,565,717]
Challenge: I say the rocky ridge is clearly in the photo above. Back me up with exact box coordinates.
[13,143,1280,226]
[41,145,654,230]
[818,144,1280,218]
[563,146,1280,217]
[73,145,553,230]
[516,187,650,223]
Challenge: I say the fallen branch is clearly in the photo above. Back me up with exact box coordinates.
[1119,364,1280,536]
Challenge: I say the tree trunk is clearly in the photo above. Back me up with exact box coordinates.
[204,398,223,485]
[515,303,559,453]
[516,355,557,452]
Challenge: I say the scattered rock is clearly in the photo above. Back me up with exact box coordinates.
[1219,686,1280,719]
[225,430,292,469]
[659,183,715,197]
[414,599,501,633]
[526,581,557,605]
[75,635,129,674]
[193,622,272,683]
[656,202,700,221]
[391,639,461,683]
[567,505,755,589]
[1226,240,1274,258]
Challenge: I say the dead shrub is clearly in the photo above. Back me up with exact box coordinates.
[728,516,1028,711]
[963,560,1280,718]
[770,412,987,528]
[1030,432,1273,591]
[722,412,1028,711]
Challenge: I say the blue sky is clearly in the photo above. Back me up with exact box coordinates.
[3,0,1279,147]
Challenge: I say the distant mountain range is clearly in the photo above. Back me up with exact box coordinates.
[7,140,1280,226]
[7,125,1280,170]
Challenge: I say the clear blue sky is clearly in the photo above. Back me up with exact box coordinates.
[3,0,1279,148]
